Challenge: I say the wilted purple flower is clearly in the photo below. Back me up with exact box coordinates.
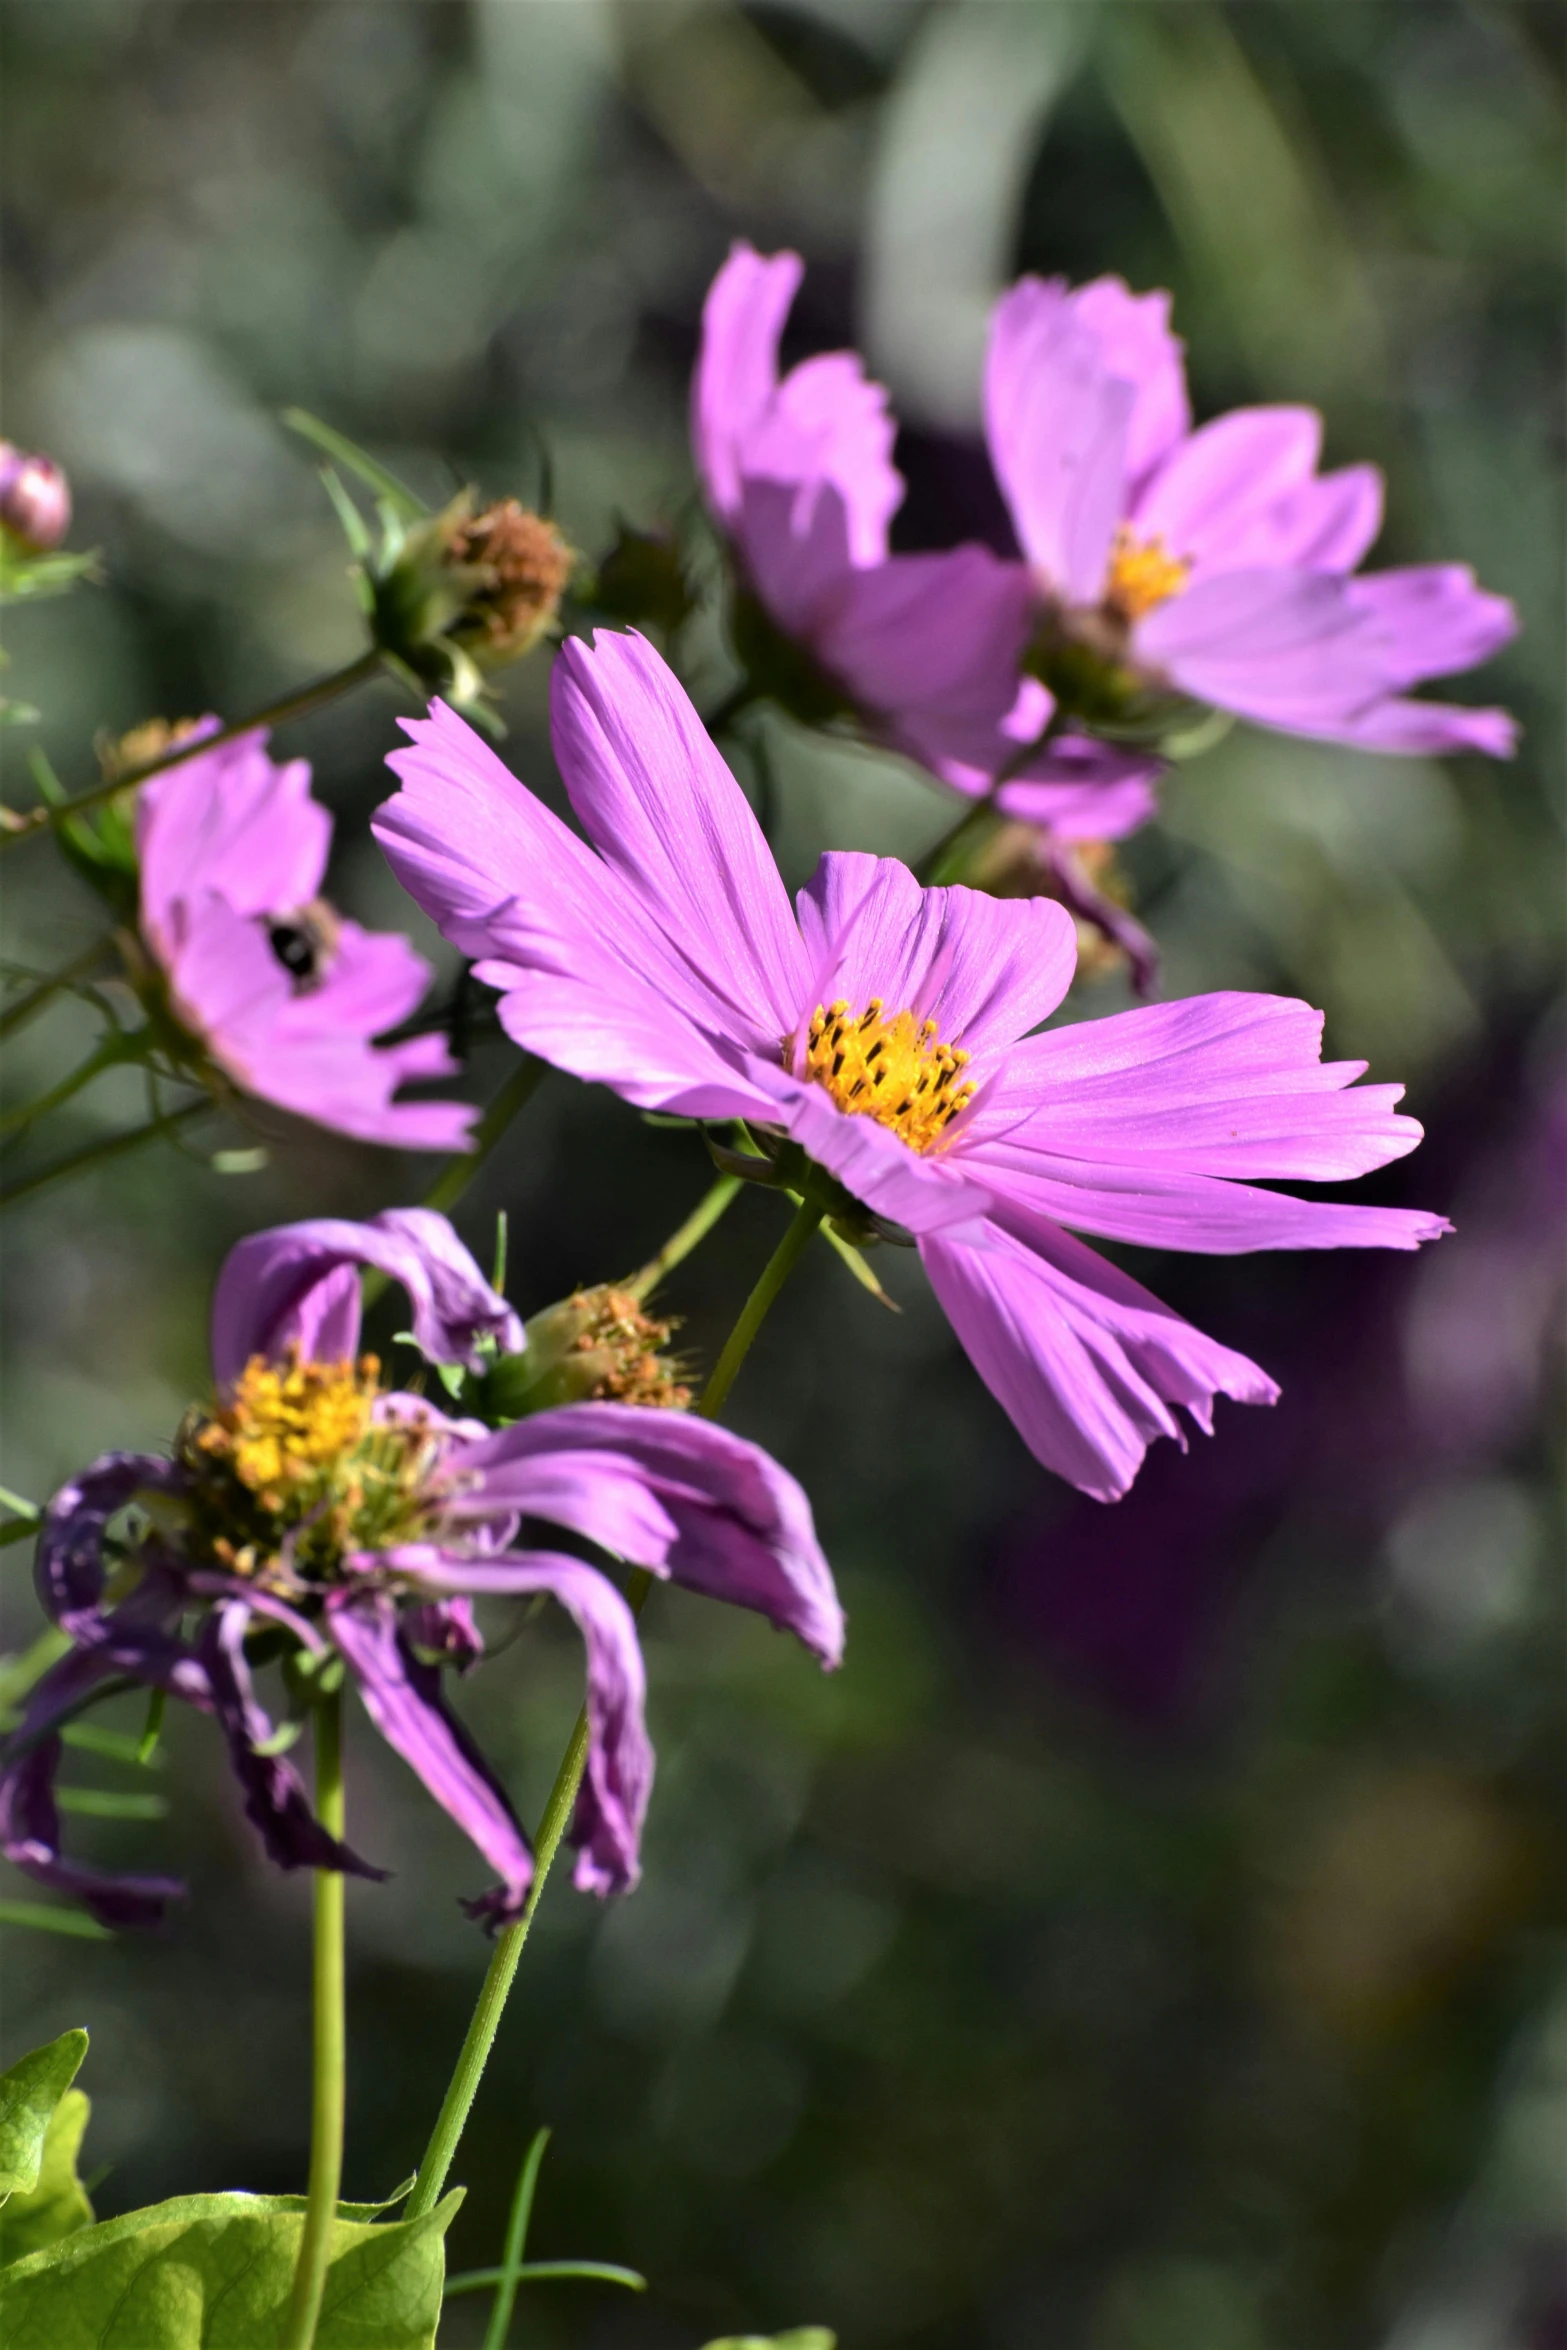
[986,274,1518,757]
[694,244,1162,844]
[0,441,71,554]
[374,629,1450,1503]
[134,724,474,1150]
[1,1210,841,1929]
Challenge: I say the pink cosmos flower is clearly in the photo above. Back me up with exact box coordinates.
[374,629,1450,1503]
[1,1210,841,1929]
[694,243,1162,846]
[986,275,1518,757]
[135,724,473,1150]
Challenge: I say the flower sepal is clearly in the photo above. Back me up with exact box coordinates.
[704,1126,913,1250]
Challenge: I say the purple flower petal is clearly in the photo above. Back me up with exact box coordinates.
[1131,405,1326,574]
[984,275,1133,598]
[325,1589,531,1915]
[996,759,1163,845]
[372,1552,653,1899]
[138,726,329,950]
[201,1602,388,1880]
[1069,277,1191,493]
[0,1735,187,1931]
[210,1206,521,1386]
[551,630,810,1037]
[921,1213,1279,1501]
[441,1403,844,1669]
[35,1453,188,1638]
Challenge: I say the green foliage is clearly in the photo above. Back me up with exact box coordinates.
[699,2333,836,2349]
[0,2187,463,2349]
[0,2031,89,2202]
[0,2089,94,2265]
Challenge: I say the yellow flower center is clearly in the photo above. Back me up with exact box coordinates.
[177,1350,444,1587]
[798,998,975,1154]
[1104,523,1190,622]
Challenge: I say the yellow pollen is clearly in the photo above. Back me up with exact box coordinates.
[797,998,975,1154]
[178,1348,442,1586]
[1104,523,1190,622]
[203,1353,378,1507]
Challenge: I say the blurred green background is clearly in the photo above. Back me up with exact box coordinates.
[1,3,1562,2344]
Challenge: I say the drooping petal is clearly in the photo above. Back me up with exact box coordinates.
[440,1404,844,1669]
[200,1602,388,1880]
[327,1588,533,1917]
[137,726,329,953]
[921,1213,1278,1501]
[984,276,1132,599]
[0,1734,187,1931]
[995,758,1163,845]
[210,1207,521,1388]
[551,630,809,1039]
[35,1454,189,1639]
[358,1553,654,1900]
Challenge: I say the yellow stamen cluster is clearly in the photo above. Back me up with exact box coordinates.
[798,998,975,1154]
[177,1349,441,1588]
[1104,524,1190,622]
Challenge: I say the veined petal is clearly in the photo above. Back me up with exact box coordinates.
[552,631,810,1039]
[921,1213,1277,1500]
[967,992,1424,1177]
[210,1207,520,1388]
[329,1587,539,1916]
[796,852,1077,1064]
[443,1404,843,1668]
[488,970,781,1124]
[779,1076,997,1239]
[373,1554,653,1899]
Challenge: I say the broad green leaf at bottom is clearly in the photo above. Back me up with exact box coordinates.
[0,2186,463,2349]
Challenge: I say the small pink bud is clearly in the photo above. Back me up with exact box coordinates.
[0,440,72,553]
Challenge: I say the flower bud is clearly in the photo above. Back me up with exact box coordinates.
[369,490,573,703]
[0,441,71,553]
[478,1286,690,1420]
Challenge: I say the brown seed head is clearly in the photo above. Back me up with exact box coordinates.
[445,501,574,661]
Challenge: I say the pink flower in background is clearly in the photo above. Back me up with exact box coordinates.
[136,725,474,1150]
[375,629,1450,1502]
[0,440,71,553]
[694,244,1162,845]
[986,274,1518,758]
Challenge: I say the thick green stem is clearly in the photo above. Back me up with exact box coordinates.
[697,1192,824,1419]
[0,1029,143,1139]
[0,1098,206,1210]
[281,1692,347,2350]
[626,1172,741,1302]
[1,650,384,849]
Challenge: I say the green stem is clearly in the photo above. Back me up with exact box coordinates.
[423,1056,545,1220]
[362,1058,546,1313]
[281,1690,347,2350]
[0,1030,142,1138]
[916,793,1002,888]
[0,1098,206,1210]
[697,1191,824,1419]
[1,650,384,849]
[0,942,109,1042]
[482,2127,550,2350]
[626,1172,741,1302]
[407,1189,822,2217]
[404,1711,593,2222]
